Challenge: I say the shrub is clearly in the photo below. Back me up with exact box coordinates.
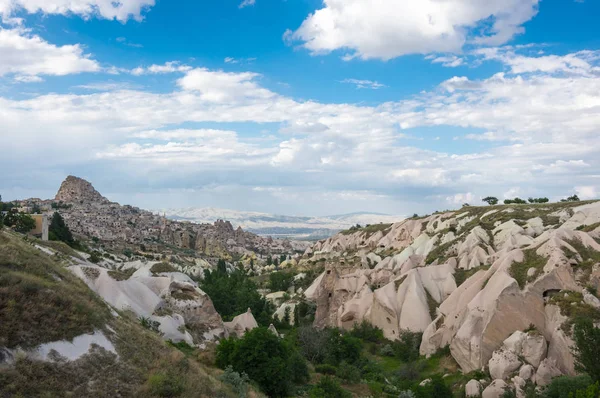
[349,320,385,343]
[308,377,351,398]
[201,267,274,326]
[150,262,177,274]
[413,375,453,398]
[324,330,363,366]
[89,251,102,264]
[220,366,250,398]
[336,361,361,384]
[147,372,185,397]
[269,271,294,292]
[379,343,395,357]
[315,364,337,375]
[543,375,594,398]
[393,330,423,362]
[216,327,307,397]
[297,326,329,363]
[573,318,600,382]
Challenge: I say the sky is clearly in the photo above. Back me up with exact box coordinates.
[1,0,600,217]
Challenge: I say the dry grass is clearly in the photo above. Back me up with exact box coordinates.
[0,231,110,348]
[108,267,136,281]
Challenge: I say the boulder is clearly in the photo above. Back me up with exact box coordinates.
[503,331,526,354]
[521,333,547,368]
[535,358,562,387]
[511,376,526,398]
[466,379,483,397]
[489,349,522,380]
[482,379,510,398]
[519,364,535,381]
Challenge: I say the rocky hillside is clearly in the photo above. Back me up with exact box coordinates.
[301,200,600,393]
[21,176,308,261]
[0,230,248,397]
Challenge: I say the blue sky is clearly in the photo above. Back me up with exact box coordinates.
[1,0,600,217]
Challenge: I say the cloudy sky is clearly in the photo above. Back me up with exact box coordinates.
[1,0,599,217]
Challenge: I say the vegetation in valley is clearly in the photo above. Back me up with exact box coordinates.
[200,262,275,326]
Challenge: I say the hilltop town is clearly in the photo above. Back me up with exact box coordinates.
[12,176,307,263]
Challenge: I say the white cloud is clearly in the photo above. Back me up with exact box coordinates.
[177,68,276,102]
[289,0,539,60]
[3,56,600,214]
[428,55,464,67]
[341,78,386,89]
[0,27,100,79]
[131,61,191,76]
[132,129,239,141]
[575,186,597,200]
[239,0,255,9]
[446,192,474,205]
[475,47,600,76]
[0,0,155,23]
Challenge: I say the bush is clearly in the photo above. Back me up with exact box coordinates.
[543,375,594,398]
[573,319,600,382]
[379,343,395,357]
[269,271,294,292]
[309,377,351,398]
[349,320,385,343]
[201,266,274,326]
[413,375,453,398]
[147,372,185,397]
[393,330,423,362]
[325,329,363,366]
[220,366,250,398]
[336,361,361,384]
[216,327,307,397]
[150,262,177,274]
[315,364,337,375]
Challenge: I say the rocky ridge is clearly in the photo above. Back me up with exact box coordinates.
[23,176,308,262]
[302,200,600,393]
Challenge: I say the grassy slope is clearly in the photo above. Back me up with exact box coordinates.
[0,230,238,398]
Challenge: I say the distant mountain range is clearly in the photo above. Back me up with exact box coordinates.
[156,208,405,240]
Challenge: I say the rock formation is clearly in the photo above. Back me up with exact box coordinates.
[302,200,600,388]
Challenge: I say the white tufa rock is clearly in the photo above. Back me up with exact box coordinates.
[466,379,483,397]
[482,379,510,398]
[519,364,535,381]
[535,358,562,387]
[489,349,522,380]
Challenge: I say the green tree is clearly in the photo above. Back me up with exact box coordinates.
[216,327,307,397]
[49,212,74,246]
[573,318,600,381]
[201,266,274,326]
[268,271,294,292]
[13,213,36,233]
[482,196,499,205]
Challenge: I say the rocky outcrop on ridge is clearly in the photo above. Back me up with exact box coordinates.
[302,200,600,388]
[55,175,109,204]
[28,176,305,261]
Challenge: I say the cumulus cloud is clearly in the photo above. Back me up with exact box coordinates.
[176,68,276,102]
[0,0,155,23]
[0,27,100,80]
[288,0,539,60]
[3,56,600,213]
[475,47,600,76]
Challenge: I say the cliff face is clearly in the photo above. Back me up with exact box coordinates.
[302,200,600,378]
[55,175,109,204]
